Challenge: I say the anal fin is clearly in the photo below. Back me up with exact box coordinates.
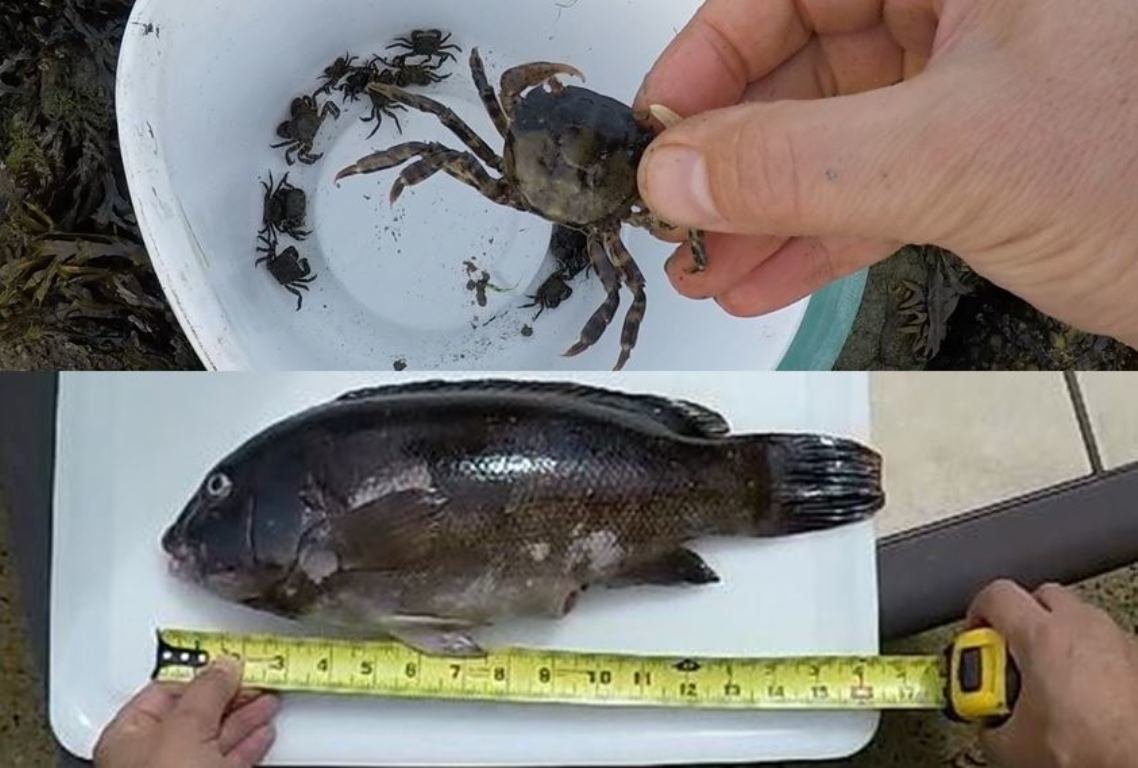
[384,615,487,658]
[608,548,720,587]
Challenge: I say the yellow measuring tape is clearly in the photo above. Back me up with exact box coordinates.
[153,627,1018,725]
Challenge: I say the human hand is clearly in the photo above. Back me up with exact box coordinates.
[94,657,279,768]
[635,0,1138,350]
[966,580,1138,768]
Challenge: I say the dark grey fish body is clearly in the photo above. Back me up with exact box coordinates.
[163,381,884,655]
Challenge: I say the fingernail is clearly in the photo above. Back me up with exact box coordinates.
[260,693,282,714]
[633,78,650,108]
[211,655,244,677]
[643,146,722,228]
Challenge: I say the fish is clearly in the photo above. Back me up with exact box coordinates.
[162,380,885,657]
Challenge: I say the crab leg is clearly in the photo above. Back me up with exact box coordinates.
[603,229,647,372]
[470,48,509,138]
[499,61,585,118]
[564,234,622,361]
[286,283,312,312]
[627,208,709,272]
[434,32,462,52]
[689,230,709,271]
[363,102,406,139]
[335,142,442,180]
[367,83,503,172]
[390,149,522,210]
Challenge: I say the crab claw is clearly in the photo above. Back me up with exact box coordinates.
[334,165,358,183]
[500,62,585,98]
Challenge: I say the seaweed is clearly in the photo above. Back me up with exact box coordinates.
[0,0,197,369]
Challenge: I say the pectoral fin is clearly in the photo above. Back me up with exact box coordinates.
[331,489,449,571]
[608,548,720,587]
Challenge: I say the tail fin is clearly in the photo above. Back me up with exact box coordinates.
[756,434,885,534]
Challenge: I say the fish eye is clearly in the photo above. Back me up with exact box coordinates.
[205,472,233,500]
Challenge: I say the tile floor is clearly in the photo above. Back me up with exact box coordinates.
[0,372,1134,767]
[871,373,1095,536]
[1078,373,1138,470]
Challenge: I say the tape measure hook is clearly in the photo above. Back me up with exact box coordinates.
[152,631,211,679]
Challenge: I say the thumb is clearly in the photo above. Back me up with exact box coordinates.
[638,77,964,243]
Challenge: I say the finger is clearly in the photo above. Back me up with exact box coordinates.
[228,689,270,715]
[93,683,183,761]
[174,656,244,739]
[882,1,942,57]
[967,580,1049,650]
[225,724,277,768]
[649,220,689,244]
[635,0,815,117]
[218,694,281,755]
[744,24,908,104]
[980,722,1023,761]
[716,236,897,317]
[635,0,930,116]
[116,682,182,725]
[665,233,790,299]
[638,73,963,244]
[1033,583,1086,615]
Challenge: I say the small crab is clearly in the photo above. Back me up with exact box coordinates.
[387,29,462,64]
[523,274,574,319]
[260,172,310,241]
[523,227,591,320]
[272,95,341,166]
[317,53,358,95]
[363,81,407,139]
[335,49,705,370]
[256,232,318,311]
[338,59,381,102]
[549,225,592,280]
[378,57,451,88]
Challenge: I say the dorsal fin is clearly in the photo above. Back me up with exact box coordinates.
[334,380,730,438]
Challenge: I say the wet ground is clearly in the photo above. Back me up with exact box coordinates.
[0,492,55,767]
[837,247,1138,372]
[0,0,198,372]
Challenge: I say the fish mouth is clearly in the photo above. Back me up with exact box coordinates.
[162,509,206,583]
[163,537,204,583]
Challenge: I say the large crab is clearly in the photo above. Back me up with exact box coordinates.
[335,49,705,370]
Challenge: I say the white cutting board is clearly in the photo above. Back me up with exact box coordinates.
[50,373,880,765]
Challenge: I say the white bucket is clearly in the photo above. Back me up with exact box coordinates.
[117,0,864,371]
